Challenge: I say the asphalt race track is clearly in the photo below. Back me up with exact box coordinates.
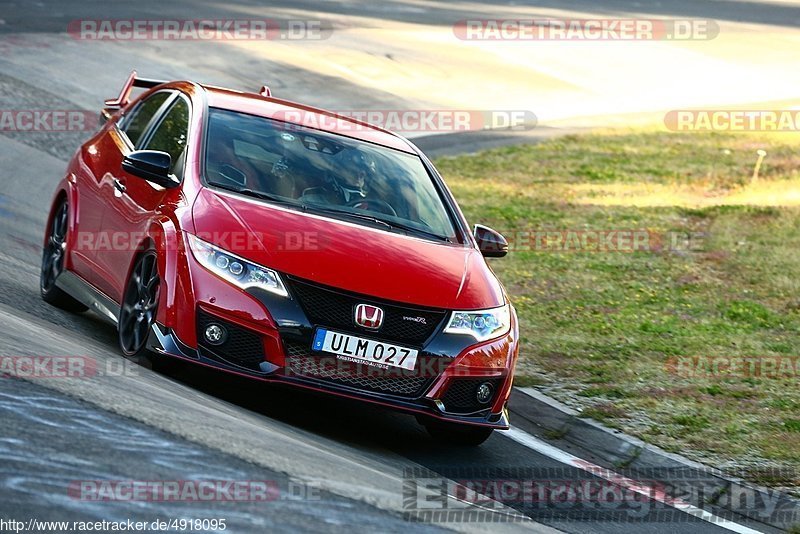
[0,1,793,533]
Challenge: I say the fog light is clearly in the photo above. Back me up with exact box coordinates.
[204,324,227,345]
[476,382,494,404]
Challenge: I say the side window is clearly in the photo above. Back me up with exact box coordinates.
[143,98,190,176]
[121,92,171,147]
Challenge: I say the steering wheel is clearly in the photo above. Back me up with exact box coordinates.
[347,198,398,217]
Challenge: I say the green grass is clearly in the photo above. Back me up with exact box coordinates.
[436,130,800,490]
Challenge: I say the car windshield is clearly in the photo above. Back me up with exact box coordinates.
[203,108,458,242]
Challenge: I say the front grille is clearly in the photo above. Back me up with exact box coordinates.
[283,340,437,397]
[441,378,502,414]
[287,277,446,345]
[196,309,264,371]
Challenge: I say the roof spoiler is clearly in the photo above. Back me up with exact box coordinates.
[104,70,168,110]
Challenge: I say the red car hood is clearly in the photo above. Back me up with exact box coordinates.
[191,188,504,310]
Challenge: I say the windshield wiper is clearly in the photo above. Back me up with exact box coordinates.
[304,205,452,243]
[377,217,453,243]
[209,182,302,207]
[209,183,452,242]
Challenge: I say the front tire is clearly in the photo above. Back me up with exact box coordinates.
[118,251,160,358]
[425,421,494,446]
[40,199,88,312]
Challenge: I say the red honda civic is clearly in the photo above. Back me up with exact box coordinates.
[40,72,517,445]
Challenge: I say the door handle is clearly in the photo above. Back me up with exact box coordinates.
[113,178,126,194]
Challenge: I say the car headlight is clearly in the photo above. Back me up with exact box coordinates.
[444,304,511,342]
[187,234,288,298]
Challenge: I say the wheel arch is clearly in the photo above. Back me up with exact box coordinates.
[126,218,182,329]
[44,182,76,266]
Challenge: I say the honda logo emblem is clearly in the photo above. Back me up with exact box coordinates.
[355,304,384,329]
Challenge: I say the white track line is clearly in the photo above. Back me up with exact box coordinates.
[501,427,764,534]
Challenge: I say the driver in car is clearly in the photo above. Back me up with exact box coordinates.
[300,148,374,206]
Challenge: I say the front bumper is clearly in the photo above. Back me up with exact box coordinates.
[148,318,515,429]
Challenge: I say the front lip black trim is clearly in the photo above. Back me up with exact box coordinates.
[146,324,509,429]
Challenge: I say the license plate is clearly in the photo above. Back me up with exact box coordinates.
[312,328,418,371]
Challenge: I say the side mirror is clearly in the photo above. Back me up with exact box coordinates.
[122,150,179,188]
[474,224,508,258]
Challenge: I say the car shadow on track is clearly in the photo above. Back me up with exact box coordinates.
[141,352,503,460]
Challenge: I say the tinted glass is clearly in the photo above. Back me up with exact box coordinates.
[204,108,456,241]
[122,92,170,147]
[144,98,189,175]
